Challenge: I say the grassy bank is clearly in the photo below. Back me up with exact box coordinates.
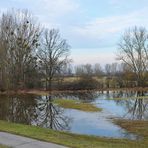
[0,120,147,148]
[0,145,9,148]
[114,119,148,147]
[114,119,148,138]
[53,99,102,112]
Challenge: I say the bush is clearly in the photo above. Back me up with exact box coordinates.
[57,77,99,90]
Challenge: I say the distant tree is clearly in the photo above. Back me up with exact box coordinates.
[83,64,93,76]
[75,65,84,76]
[110,63,118,76]
[105,64,111,76]
[114,63,125,88]
[94,63,103,77]
[75,64,93,78]
[37,29,71,90]
[62,63,73,76]
[117,26,148,87]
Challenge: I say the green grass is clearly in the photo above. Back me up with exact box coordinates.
[0,145,9,148]
[53,99,102,112]
[0,120,147,148]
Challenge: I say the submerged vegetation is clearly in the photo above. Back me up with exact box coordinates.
[53,99,102,112]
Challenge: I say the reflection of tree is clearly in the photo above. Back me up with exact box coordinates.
[0,95,72,130]
[36,95,71,130]
[112,91,136,99]
[0,95,37,124]
[56,91,99,103]
[114,91,148,120]
[127,99,148,120]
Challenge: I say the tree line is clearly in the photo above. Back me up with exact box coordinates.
[0,9,70,91]
[0,9,148,91]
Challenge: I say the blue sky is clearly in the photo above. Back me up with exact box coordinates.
[0,0,148,65]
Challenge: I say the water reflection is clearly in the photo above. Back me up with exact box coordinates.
[0,94,71,130]
[35,95,71,130]
[113,92,148,120]
[56,90,99,103]
[123,99,148,120]
[0,91,147,139]
[0,95,37,124]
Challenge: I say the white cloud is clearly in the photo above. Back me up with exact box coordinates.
[4,0,148,65]
[71,8,148,41]
[9,0,80,30]
[71,53,115,65]
[10,0,79,18]
[42,0,79,15]
[34,0,80,29]
[109,0,122,5]
[71,48,116,65]
[36,0,80,18]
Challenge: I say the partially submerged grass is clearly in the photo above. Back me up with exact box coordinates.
[107,96,148,100]
[114,119,148,138]
[0,120,147,148]
[114,119,148,146]
[53,99,102,112]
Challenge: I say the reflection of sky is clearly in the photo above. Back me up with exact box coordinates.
[96,99,126,117]
[64,108,136,139]
[94,93,148,120]
[60,92,147,138]
[1,0,148,64]
[32,93,148,138]
[0,92,146,139]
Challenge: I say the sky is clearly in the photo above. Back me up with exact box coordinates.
[0,0,148,65]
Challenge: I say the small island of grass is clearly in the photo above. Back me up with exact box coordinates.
[53,99,102,112]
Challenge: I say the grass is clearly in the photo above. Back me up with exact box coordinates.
[114,119,148,138]
[114,119,148,146]
[53,99,102,112]
[0,145,9,148]
[0,120,147,148]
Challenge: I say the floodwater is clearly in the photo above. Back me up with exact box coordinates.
[0,91,147,139]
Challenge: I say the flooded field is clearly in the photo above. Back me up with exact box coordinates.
[0,91,147,139]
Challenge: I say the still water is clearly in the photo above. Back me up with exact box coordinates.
[0,91,147,139]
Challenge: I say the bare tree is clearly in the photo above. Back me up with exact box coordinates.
[37,29,71,90]
[0,9,41,89]
[117,26,148,87]
[75,65,84,76]
[84,64,93,76]
[75,64,93,77]
[110,63,118,76]
[94,63,103,77]
[105,64,111,76]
